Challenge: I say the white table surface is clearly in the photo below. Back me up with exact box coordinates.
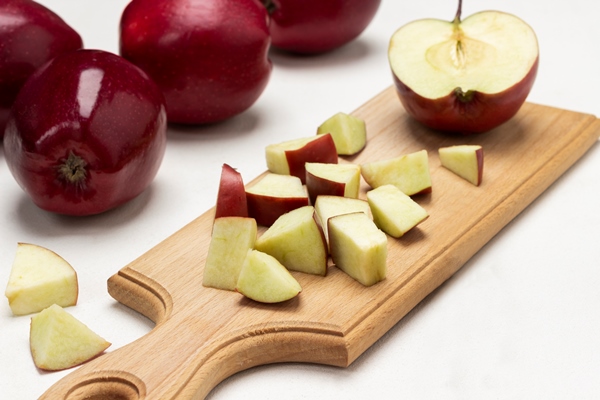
[1,1,599,399]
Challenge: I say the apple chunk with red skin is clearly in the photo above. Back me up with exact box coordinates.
[266,133,338,184]
[439,144,484,186]
[305,162,361,205]
[255,206,328,276]
[3,49,167,216]
[214,164,248,219]
[246,173,309,226]
[388,0,539,134]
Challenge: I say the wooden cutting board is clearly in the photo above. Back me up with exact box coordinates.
[41,86,599,400]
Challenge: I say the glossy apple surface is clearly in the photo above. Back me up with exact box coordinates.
[214,164,248,219]
[388,1,539,134]
[120,0,272,125]
[0,0,83,137]
[263,0,381,54]
[3,49,167,216]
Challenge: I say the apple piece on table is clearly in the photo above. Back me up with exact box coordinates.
[203,217,257,291]
[265,133,338,183]
[388,0,539,134]
[361,149,432,196]
[30,304,111,371]
[255,206,328,276]
[246,173,309,226]
[4,243,78,316]
[314,195,372,248]
[214,163,248,219]
[328,212,387,287]
[438,145,484,186]
[316,112,367,155]
[305,162,361,204]
[367,184,429,238]
[235,250,302,303]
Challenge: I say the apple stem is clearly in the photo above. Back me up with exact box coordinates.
[260,0,276,14]
[453,0,463,24]
[57,151,88,188]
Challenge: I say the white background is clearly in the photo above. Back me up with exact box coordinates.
[1,1,599,399]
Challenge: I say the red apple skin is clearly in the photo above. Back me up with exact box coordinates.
[215,164,248,219]
[119,0,272,125]
[264,0,381,54]
[286,134,338,184]
[305,173,345,205]
[475,147,484,186]
[0,0,83,137]
[3,49,167,216]
[392,57,539,135]
[246,193,309,227]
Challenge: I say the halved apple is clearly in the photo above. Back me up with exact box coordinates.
[5,243,78,316]
[214,163,248,219]
[361,149,432,196]
[203,216,257,291]
[328,212,387,287]
[439,144,484,186]
[30,304,111,371]
[265,133,338,183]
[388,0,539,134]
[255,205,328,276]
[367,184,429,238]
[246,173,309,226]
[313,195,372,248]
[305,162,361,204]
[236,249,302,303]
[316,112,367,155]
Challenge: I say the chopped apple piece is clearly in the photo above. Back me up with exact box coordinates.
[203,217,257,291]
[305,162,361,204]
[367,184,429,238]
[214,163,248,218]
[255,206,328,276]
[246,173,309,226]
[361,149,432,196]
[265,133,338,183]
[30,304,111,371]
[236,250,302,303]
[328,212,387,287]
[316,112,367,155]
[314,195,372,248]
[438,144,484,186]
[4,243,78,316]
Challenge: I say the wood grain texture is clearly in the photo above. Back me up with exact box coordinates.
[40,86,600,400]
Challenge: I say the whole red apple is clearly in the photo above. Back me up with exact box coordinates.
[262,0,381,54]
[3,49,168,216]
[0,0,83,138]
[119,0,272,125]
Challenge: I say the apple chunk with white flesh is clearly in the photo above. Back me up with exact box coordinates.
[314,195,372,249]
[361,149,432,196]
[367,184,429,238]
[246,173,309,226]
[236,250,302,303]
[30,304,111,371]
[265,133,338,183]
[255,206,328,276]
[203,217,257,291]
[305,162,361,205]
[5,243,78,316]
[317,112,367,155]
[214,163,248,219]
[388,0,539,134]
[439,144,484,186]
[328,212,387,287]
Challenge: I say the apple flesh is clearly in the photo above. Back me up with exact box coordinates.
[313,195,371,249]
[361,149,432,196]
[3,49,167,216]
[316,112,367,156]
[203,217,257,291]
[5,242,78,316]
[328,212,387,287]
[214,164,248,219]
[30,304,111,371]
[120,0,272,124]
[367,184,429,238]
[388,0,539,134]
[265,133,338,184]
[0,0,83,137]
[255,205,328,276]
[305,162,361,205]
[246,173,309,226]
[236,249,302,303]
[439,144,484,186]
